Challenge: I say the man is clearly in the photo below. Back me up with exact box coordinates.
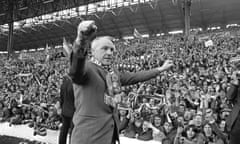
[59,75,75,144]
[69,20,173,144]
[226,71,240,144]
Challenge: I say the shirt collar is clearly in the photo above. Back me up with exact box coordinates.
[90,57,112,72]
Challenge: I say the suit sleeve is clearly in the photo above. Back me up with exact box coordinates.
[60,80,64,108]
[227,84,238,102]
[119,118,129,132]
[69,40,88,84]
[120,69,159,86]
[210,123,228,144]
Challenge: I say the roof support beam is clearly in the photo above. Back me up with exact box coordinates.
[19,28,43,44]
[199,0,207,30]
[123,9,134,35]
[221,9,227,28]
[93,17,108,36]
[157,1,168,33]
[52,22,74,39]
[177,1,185,30]
[139,4,152,33]
[109,15,122,38]
[15,34,65,48]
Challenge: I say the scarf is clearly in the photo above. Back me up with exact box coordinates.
[90,57,121,108]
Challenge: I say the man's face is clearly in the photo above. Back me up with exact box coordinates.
[184,111,192,121]
[163,122,172,133]
[91,38,116,66]
[142,121,149,132]
[119,109,127,116]
[154,117,161,126]
[195,115,202,127]
[203,124,212,136]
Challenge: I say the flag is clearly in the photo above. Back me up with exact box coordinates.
[45,43,50,62]
[224,32,231,37]
[133,28,143,39]
[63,37,72,57]
[172,0,178,6]
[237,30,240,36]
[45,43,49,55]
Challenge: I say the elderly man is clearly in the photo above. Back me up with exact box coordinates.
[226,70,240,144]
[69,20,173,144]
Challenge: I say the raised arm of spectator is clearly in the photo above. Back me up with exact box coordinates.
[145,121,162,136]
[69,21,97,84]
[174,127,184,144]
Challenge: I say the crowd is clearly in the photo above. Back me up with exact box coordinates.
[0,49,66,136]
[0,27,240,144]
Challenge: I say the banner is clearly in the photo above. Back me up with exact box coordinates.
[198,36,209,42]
[19,51,30,60]
[16,73,32,77]
[205,40,214,47]
[230,56,240,64]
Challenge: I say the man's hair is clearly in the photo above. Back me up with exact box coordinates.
[91,36,115,50]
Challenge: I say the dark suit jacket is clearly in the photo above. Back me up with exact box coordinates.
[119,116,129,133]
[60,75,75,118]
[69,41,160,144]
[226,84,240,132]
[137,129,153,141]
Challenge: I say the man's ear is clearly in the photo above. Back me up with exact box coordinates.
[90,47,95,56]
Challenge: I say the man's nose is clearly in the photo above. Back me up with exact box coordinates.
[106,49,113,55]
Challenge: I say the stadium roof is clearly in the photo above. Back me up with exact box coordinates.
[0,0,240,51]
[0,0,104,25]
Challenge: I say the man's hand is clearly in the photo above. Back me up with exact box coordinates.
[76,20,97,42]
[145,121,153,129]
[157,60,174,72]
[177,126,184,134]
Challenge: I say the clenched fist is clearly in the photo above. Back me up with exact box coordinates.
[77,20,97,41]
[157,60,174,72]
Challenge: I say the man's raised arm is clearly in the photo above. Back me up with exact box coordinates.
[120,60,173,86]
[69,21,97,84]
